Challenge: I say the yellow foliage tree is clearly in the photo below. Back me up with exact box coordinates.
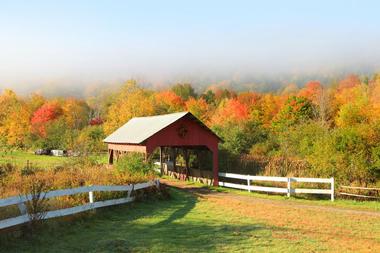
[0,90,31,147]
[103,81,155,134]
[185,98,210,123]
[28,93,46,112]
[255,94,283,126]
[62,98,90,129]
[369,77,380,122]
[335,85,370,127]
[3,105,31,146]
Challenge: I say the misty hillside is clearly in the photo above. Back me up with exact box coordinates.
[2,69,377,98]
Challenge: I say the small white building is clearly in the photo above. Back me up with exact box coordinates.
[51,150,65,157]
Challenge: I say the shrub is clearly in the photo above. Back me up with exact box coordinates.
[74,125,105,153]
[0,162,154,200]
[115,153,154,175]
[0,163,15,178]
[214,119,268,155]
[22,173,52,230]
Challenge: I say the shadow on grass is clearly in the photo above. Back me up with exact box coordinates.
[0,188,287,253]
[156,191,197,226]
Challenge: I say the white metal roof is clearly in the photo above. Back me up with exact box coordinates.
[104,111,189,144]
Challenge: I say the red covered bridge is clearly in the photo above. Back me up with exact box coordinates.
[104,112,222,186]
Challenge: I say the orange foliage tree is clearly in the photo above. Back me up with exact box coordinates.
[298,81,322,103]
[154,90,184,114]
[211,98,249,126]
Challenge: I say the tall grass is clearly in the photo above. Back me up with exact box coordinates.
[0,158,156,222]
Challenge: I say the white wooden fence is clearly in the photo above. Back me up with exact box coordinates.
[219,173,334,201]
[339,185,380,200]
[0,180,159,230]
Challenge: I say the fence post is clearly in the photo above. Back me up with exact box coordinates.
[155,179,160,189]
[330,177,334,202]
[89,191,94,204]
[17,202,27,215]
[287,178,291,197]
[127,184,134,198]
[247,176,251,192]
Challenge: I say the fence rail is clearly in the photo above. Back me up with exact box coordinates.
[218,172,334,201]
[340,185,380,191]
[339,185,380,200]
[0,180,159,230]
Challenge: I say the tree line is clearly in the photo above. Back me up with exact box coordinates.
[1,74,380,186]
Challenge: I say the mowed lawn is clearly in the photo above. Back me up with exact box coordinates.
[1,186,379,253]
[0,150,67,168]
[0,150,107,168]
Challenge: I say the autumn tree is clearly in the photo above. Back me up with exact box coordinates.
[368,74,380,122]
[237,92,260,107]
[334,74,363,107]
[254,94,282,126]
[214,88,236,104]
[215,119,267,155]
[0,74,379,186]
[281,83,298,95]
[171,83,197,100]
[185,97,210,123]
[31,101,63,137]
[89,117,103,126]
[86,89,117,122]
[298,81,333,126]
[154,90,184,114]
[0,90,31,147]
[272,96,314,129]
[104,80,155,134]
[210,98,267,155]
[298,81,322,103]
[334,85,369,127]
[211,98,249,126]
[338,74,361,91]
[3,105,31,147]
[0,90,19,125]
[75,125,105,153]
[35,119,69,150]
[27,93,46,112]
[200,90,216,105]
[62,98,90,129]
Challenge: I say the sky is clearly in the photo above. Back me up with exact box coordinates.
[1,0,380,94]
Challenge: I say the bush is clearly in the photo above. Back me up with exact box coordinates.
[0,163,15,179]
[0,161,154,200]
[74,125,106,153]
[115,153,154,175]
[213,119,268,155]
[218,150,266,175]
[22,173,52,231]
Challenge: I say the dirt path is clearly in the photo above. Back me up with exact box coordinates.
[161,178,380,253]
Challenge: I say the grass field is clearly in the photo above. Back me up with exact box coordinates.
[211,182,380,212]
[0,150,108,168]
[1,183,379,253]
[162,176,380,211]
[0,154,379,252]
